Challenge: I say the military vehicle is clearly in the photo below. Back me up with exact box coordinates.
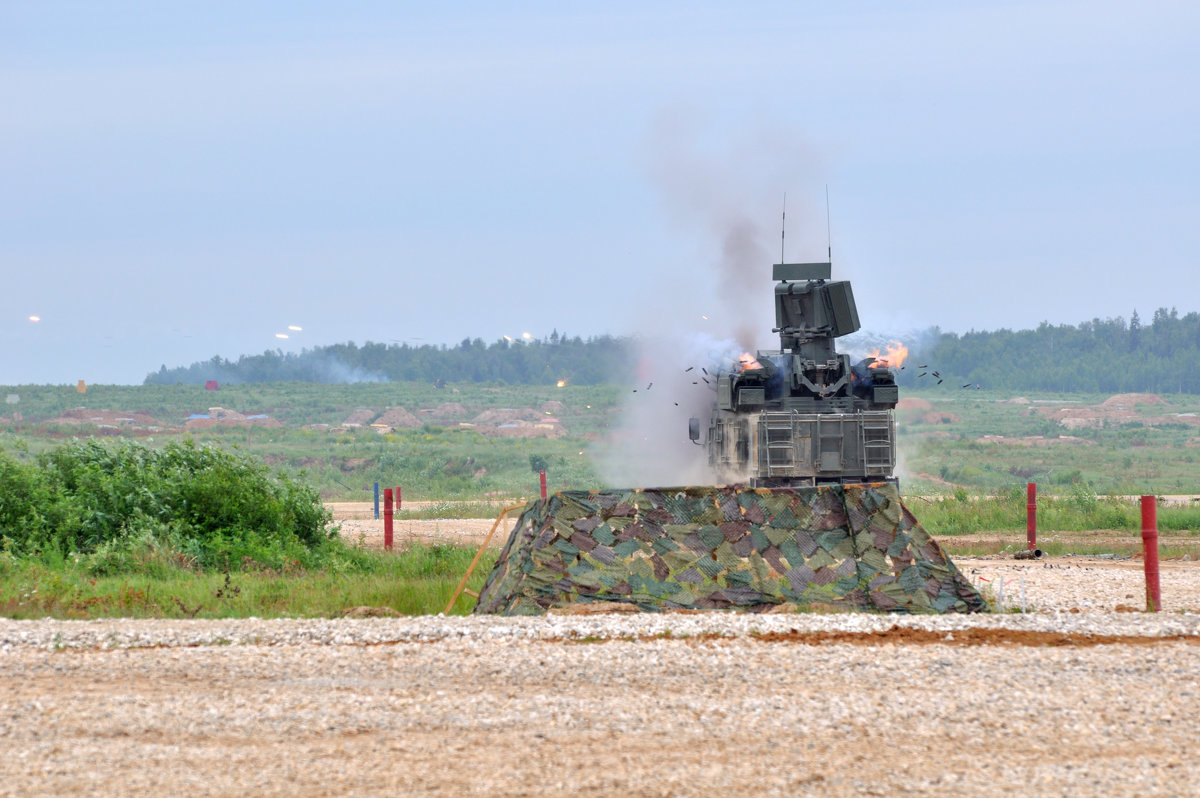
[459,264,986,617]
[689,262,899,486]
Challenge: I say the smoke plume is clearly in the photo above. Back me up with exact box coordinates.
[595,115,826,487]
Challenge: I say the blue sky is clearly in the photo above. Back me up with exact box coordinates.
[3,2,1197,384]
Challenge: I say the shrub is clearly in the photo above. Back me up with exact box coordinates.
[0,439,332,571]
[1051,469,1084,486]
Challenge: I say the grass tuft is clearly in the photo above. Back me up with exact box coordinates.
[0,543,497,619]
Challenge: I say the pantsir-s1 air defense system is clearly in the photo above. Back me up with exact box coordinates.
[690,262,899,486]
[463,258,985,616]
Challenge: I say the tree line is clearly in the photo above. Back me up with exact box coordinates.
[903,308,1200,394]
[146,309,1200,394]
[145,332,634,386]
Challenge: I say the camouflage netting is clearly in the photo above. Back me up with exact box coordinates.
[474,483,986,615]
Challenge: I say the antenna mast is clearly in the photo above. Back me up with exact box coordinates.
[780,193,786,264]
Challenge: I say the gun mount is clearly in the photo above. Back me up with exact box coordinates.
[690,262,899,487]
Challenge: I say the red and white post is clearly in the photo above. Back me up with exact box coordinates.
[539,470,547,500]
[383,487,394,551]
[1026,482,1037,551]
[1142,495,1160,612]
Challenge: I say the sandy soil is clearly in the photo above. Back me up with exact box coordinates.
[336,516,515,548]
[327,500,521,520]
[329,501,520,548]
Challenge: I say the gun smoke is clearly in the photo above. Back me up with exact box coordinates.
[595,332,744,488]
[596,118,826,486]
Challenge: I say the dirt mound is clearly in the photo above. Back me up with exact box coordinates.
[479,420,564,439]
[48,408,167,429]
[472,408,536,425]
[976,434,1093,447]
[921,412,961,424]
[375,407,421,428]
[465,406,563,437]
[342,409,377,427]
[1101,393,1166,407]
[184,408,282,430]
[428,402,469,420]
[896,397,932,411]
[1038,393,1184,430]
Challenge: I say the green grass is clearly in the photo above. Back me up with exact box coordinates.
[8,381,1200,498]
[6,382,1200,620]
[0,381,617,499]
[0,543,496,619]
[915,485,1200,536]
[897,390,1200,496]
[0,381,622,431]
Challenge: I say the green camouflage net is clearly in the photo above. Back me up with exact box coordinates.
[474,484,986,615]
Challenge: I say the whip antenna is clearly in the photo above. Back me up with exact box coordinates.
[780,193,787,264]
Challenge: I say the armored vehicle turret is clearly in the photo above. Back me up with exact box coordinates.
[690,262,899,486]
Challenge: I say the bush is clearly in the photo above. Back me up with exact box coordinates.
[1050,469,1083,485]
[0,439,333,571]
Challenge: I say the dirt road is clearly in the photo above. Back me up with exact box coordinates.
[327,501,519,548]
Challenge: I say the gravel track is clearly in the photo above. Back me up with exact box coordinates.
[5,608,1200,797]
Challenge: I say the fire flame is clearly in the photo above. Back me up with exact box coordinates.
[556,379,566,388]
[867,341,908,369]
[737,352,763,371]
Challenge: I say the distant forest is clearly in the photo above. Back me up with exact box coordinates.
[146,309,1200,394]
[909,308,1200,394]
[145,332,632,387]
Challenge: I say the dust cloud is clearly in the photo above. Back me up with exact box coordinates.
[595,332,743,488]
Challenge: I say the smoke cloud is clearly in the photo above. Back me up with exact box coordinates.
[595,115,826,487]
[642,112,827,350]
[595,331,745,488]
[311,355,388,384]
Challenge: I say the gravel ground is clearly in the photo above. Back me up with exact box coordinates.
[5,603,1200,797]
[957,555,1200,613]
[7,511,1200,798]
